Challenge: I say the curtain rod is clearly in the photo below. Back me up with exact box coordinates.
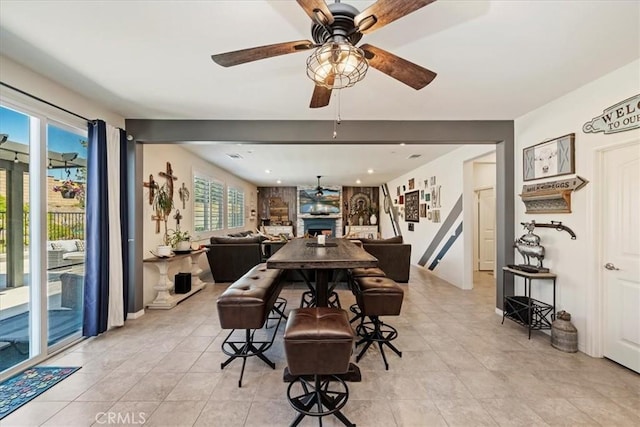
[1,81,93,123]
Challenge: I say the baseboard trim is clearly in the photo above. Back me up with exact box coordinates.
[127,309,145,319]
[495,307,503,316]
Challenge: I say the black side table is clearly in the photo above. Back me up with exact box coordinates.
[502,267,556,338]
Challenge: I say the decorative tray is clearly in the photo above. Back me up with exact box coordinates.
[149,251,175,259]
[306,242,338,248]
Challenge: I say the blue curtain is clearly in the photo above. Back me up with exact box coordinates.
[84,120,109,336]
[84,120,129,335]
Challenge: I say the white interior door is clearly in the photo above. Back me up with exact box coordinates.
[477,188,495,271]
[603,141,640,373]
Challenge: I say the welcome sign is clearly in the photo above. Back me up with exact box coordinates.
[583,94,640,134]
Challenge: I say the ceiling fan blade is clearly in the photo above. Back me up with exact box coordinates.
[309,73,334,108]
[310,85,332,108]
[297,0,334,25]
[355,0,436,34]
[360,44,437,90]
[211,40,315,67]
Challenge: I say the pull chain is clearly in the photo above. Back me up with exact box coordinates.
[333,89,342,139]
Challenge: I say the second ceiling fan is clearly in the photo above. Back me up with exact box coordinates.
[211,0,437,108]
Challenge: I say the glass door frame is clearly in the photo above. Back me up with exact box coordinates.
[0,95,86,380]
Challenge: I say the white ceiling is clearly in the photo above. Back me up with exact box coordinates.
[1,0,638,185]
[181,142,467,187]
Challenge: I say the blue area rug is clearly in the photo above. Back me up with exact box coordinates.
[0,366,81,420]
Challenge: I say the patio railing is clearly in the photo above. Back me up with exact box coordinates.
[0,211,85,253]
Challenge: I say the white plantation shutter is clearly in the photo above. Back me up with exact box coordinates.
[227,187,244,229]
[193,175,223,232]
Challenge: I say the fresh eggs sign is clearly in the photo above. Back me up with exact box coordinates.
[583,94,640,134]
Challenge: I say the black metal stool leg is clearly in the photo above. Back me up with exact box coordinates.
[287,374,354,427]
[355,339,374,363]
[377,341,389,370]
[354,315,401,369]
[220,302,285,387]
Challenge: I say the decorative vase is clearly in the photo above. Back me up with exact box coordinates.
[370,214,377,225]
[551,311,578,353]
[358,216,364,226]
[176,240,191,251]
[156,245,172,257]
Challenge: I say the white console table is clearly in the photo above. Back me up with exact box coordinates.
[345,225,378,239]
[144,248,209,309]
[262,225,294,238]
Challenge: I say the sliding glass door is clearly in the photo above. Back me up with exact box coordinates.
[0,106,32,372]
[46,123,87,349]
[0,102,87,376]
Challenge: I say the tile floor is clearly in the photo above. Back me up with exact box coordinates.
[3,268,639,426]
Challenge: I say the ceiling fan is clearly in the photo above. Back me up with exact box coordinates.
[211,0,437,108]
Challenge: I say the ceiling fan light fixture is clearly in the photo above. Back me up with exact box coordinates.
[306,42,368,89]
[315,175,324,197]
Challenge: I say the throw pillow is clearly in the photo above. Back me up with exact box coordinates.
[227,231,254,238]
[51,242,63,250]
[76,240,85,251]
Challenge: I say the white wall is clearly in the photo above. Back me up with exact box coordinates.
[382,145,495,287]
[0,55,124,127]
[514,59,640,354]
[473,153,496,189]
[142,144,257,305]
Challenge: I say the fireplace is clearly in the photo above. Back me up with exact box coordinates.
[303,218,336,237]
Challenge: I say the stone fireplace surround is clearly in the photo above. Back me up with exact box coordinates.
[297,216,343,237]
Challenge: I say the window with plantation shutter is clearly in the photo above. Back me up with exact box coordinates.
[193,175,224,232]
[227,187,245,229]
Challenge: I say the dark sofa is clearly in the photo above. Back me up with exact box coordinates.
[359,236,411,283]
[204,235,264,282]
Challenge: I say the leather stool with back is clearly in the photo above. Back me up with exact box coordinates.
[347,267,386,327]
[352,276,404,370]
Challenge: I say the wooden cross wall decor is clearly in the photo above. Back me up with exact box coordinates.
[158,162,178,199]
[143,174,157,205]
[173,209,183,228]
[178,182,190,210]
[151,214,162,233]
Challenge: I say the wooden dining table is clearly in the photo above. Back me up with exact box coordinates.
[266,238,378,307]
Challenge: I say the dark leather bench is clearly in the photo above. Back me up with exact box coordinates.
[217,263,286,387]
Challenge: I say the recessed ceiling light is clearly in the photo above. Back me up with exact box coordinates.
[276,179,282,184]
[400,143,406,146]
[265,169,271,174]
[367,169,374,174]
[356,179,361,184]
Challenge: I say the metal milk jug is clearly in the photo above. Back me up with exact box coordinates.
[551,310,578,353]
